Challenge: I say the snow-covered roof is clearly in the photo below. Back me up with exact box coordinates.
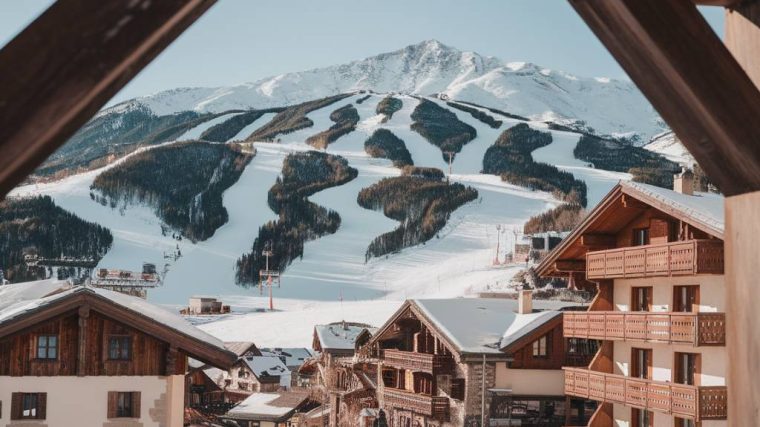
[622,181,724,235]
[260,347,314,368]
[203,366,226,384]
[412,298,562,355]
[243,356,289,379]
[226,392,309,421]
[314,322,377,351]
[225,341,260,357]
[0,280,232,365]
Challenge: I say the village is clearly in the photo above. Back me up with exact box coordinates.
[0,170,729,426]
[2,0,759,426]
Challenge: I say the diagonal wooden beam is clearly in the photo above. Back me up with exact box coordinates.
[569,0,760,196]
[0,0,216,198]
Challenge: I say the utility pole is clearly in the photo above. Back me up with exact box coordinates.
[444,151,455,184]
[259,241,280,311]
[494,225,502,265]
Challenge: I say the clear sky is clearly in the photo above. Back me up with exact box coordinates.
[0,0,725,105]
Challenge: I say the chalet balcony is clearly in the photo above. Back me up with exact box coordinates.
[586,239,724,280]
[564,311,726,346]
[563,368,727,421]
[382,387,449,420]
[381,349,453,375]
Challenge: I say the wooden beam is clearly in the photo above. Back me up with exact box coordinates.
[620,194,648,210]
[77,304,89,377]
[725,191,760,424]
[569,0,760,196]
[0,0,217,198]
[580,233,616,248]
[554,259,586,272]
[726,1,760,87]
[692,0,743,6]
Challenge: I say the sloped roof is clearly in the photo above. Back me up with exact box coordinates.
[226,391,310,421]
[0,280,236,368]
[243,355,289,379]
[407,298,565,355]
[226,341,261,357]
[314,322,377,351]
[536,181,725,277]
[621,181,724,236]
[260,347,313,368]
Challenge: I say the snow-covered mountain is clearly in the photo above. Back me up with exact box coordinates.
[109,40,666,143]
[643,131,695,166]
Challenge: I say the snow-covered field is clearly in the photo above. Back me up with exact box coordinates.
[10,93,627,348]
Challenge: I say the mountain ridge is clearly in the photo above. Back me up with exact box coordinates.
[102,40,666,143]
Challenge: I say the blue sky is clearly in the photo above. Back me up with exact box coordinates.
[0,1,724,104]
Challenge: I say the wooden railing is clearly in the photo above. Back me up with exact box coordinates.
[586,240,724,279]
[382,349,453,374]
[563,368,727,421]
[564,311,726,346]
[382,387,449,420]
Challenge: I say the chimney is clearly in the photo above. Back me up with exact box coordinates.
[518,290,533,314]
[673,167,694,195]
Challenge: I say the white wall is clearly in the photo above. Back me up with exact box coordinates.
[613,275,724,312]
[493,364,564,396]
[0,375,184,427]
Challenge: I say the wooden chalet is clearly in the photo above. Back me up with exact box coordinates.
[310,321,380,427]
[369,295,597,427]
[0,279,236,427]
[536,179,727,426]
[221,390,318,427]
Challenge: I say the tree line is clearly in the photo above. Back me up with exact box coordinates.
[91,141,253,242]
[0,196,113,282]
[410,99,477,161]
[235,151,358,287]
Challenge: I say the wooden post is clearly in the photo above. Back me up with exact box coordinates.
[166,345,178,376]
[726,2,760,89]
[77,304,89,376]
[725,191,760,423]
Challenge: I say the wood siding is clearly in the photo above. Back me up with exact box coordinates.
[0,309,187,376]
[508,323,566,370]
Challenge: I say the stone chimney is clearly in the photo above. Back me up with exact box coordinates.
[673,167,694,195]
[518,290,533,314]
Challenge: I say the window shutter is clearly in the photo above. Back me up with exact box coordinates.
[131,392,141,418]
[10,393,22,420]
[107,391,117,418]
[451,378,465,400]
[37,393,46,420]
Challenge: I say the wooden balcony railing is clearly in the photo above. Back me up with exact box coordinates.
[564,368,727,421]
[564,311,726,346]
[382,387,449,420]
[382,349,453,374]
[586,240,724,279]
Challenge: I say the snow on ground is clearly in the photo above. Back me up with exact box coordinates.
[177,112,245,141]
[643,131,694,167]
[10,93,631,348]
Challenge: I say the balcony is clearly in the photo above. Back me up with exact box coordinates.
[382,349,453,374]
[382,387,449,420]
[586,240,724,280]
[563,368,727,421]
[564,311,726,346]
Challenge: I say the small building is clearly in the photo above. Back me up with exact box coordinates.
[370,294,597,426]
[184,296,230,315]
[514,231,570,264]
[221,391,318,427]
[261,347,315,387]
[310,321,380,427]
[0,279,236,427]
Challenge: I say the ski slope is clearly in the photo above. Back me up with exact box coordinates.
[10,93,628,347]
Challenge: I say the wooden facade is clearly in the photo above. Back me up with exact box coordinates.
[536,182,728,426]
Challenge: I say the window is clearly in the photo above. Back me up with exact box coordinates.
[532,334,549,357]
[450,378,465,400]
[673,285,700,312]
[108,336,131,360]
[631,287,653,312]
[10,393,46,420]
[631,348,652,380]
[675,417,697,427]
[36,335,58,359]
[675,352,700,386]
[107,391,140,418]
[633,227,650,246]
[631,408,653,427]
